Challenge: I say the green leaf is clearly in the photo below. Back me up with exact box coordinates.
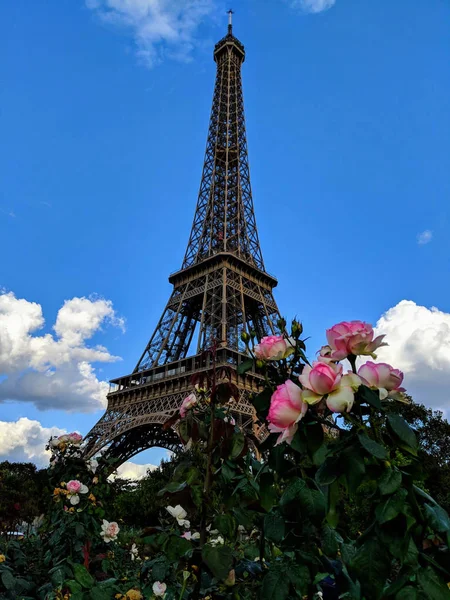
[395,587,418,600]
[388,414,418,452]
[358,432,388,460]
[379,469,402,495]
[252,389,272,414]
[375,488,408,524]
[322,524,342,557]
[326,479,340,527]
[178,419,190,443]
[280,477,306,507]
[73,563,95,589]
[306,422,324,456]
[202,544,233,580]
[316,457,339,486]
[158,481,187,496]
[1,570,16,591]
[90,587,114,600]
[264,513,285,543]
[214,514,236,539]
[414,485,439,505]
[232,507,253,529]
[404,538,419,568]
[50,566,65,587]
[221,462,235,484]
[65,580,83,594]
[340,542,356,564]
[261,568,290,600]
[280,477,325,519]
[237,358,254,375]
[417,567,450,599]
[75,523,85,537]
[288,564,310,595]
[165,535,192,562]
[425,504,450,533]
[148,557,168,582]
[350,539,390,599]
[260,472,277,512]
[359,385,382,410]
[229,432,245,459]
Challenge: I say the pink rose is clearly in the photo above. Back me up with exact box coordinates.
[267,380,308,445]
[299,361,343,397]
[326,321,387,360]
[100,519,120,543]
[153,582,167,597]
[180,393,197,418]
[358,361,404,399]
[67,432,83,445]
[254,335,294,361]
[67,480,82,494]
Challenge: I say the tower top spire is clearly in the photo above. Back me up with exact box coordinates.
[228,9,234,34]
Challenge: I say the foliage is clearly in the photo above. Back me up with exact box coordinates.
[0,461,48,535]
[2,320,450,599]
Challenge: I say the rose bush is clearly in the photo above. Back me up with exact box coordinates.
[2,320,450,600]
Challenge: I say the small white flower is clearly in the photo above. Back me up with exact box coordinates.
[153,581,167,597]
[87,458,99,474]
[166,505,190,528]
[130,543,140,561]
[210,535,224,546]
[191,532,200,540]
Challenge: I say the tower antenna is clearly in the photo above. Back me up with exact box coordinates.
[228,9,234,34]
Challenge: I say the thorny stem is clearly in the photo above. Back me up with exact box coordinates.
[195,343,218,599]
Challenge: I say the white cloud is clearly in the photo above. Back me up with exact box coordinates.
[417,229,433,245]
[86,0,216,68]
[111,461,158,480]
[374,300,450,412]
[0,418,156,480]
[0,417,66,467]
[0,292,124,411]
[289,0,336,14]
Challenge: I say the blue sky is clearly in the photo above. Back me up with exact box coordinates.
[1,0,449,475]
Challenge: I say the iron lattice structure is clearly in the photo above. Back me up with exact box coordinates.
[84,21,282,465]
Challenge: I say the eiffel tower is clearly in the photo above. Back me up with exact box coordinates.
[84,14,282,463]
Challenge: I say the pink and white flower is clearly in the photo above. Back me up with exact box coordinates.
[100,519,120,543]
[181,531,200,541]
[299,360,343,404]
[358,361,405,400]
[66,432,83,445]
[66,480,89,505]
[326,321,387,360]
[254,335,294,361]
[267,380,308,445]
[57,432,83,446]
[180,393,197,418]
[166,505,190,528]
[152,582,167,597]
